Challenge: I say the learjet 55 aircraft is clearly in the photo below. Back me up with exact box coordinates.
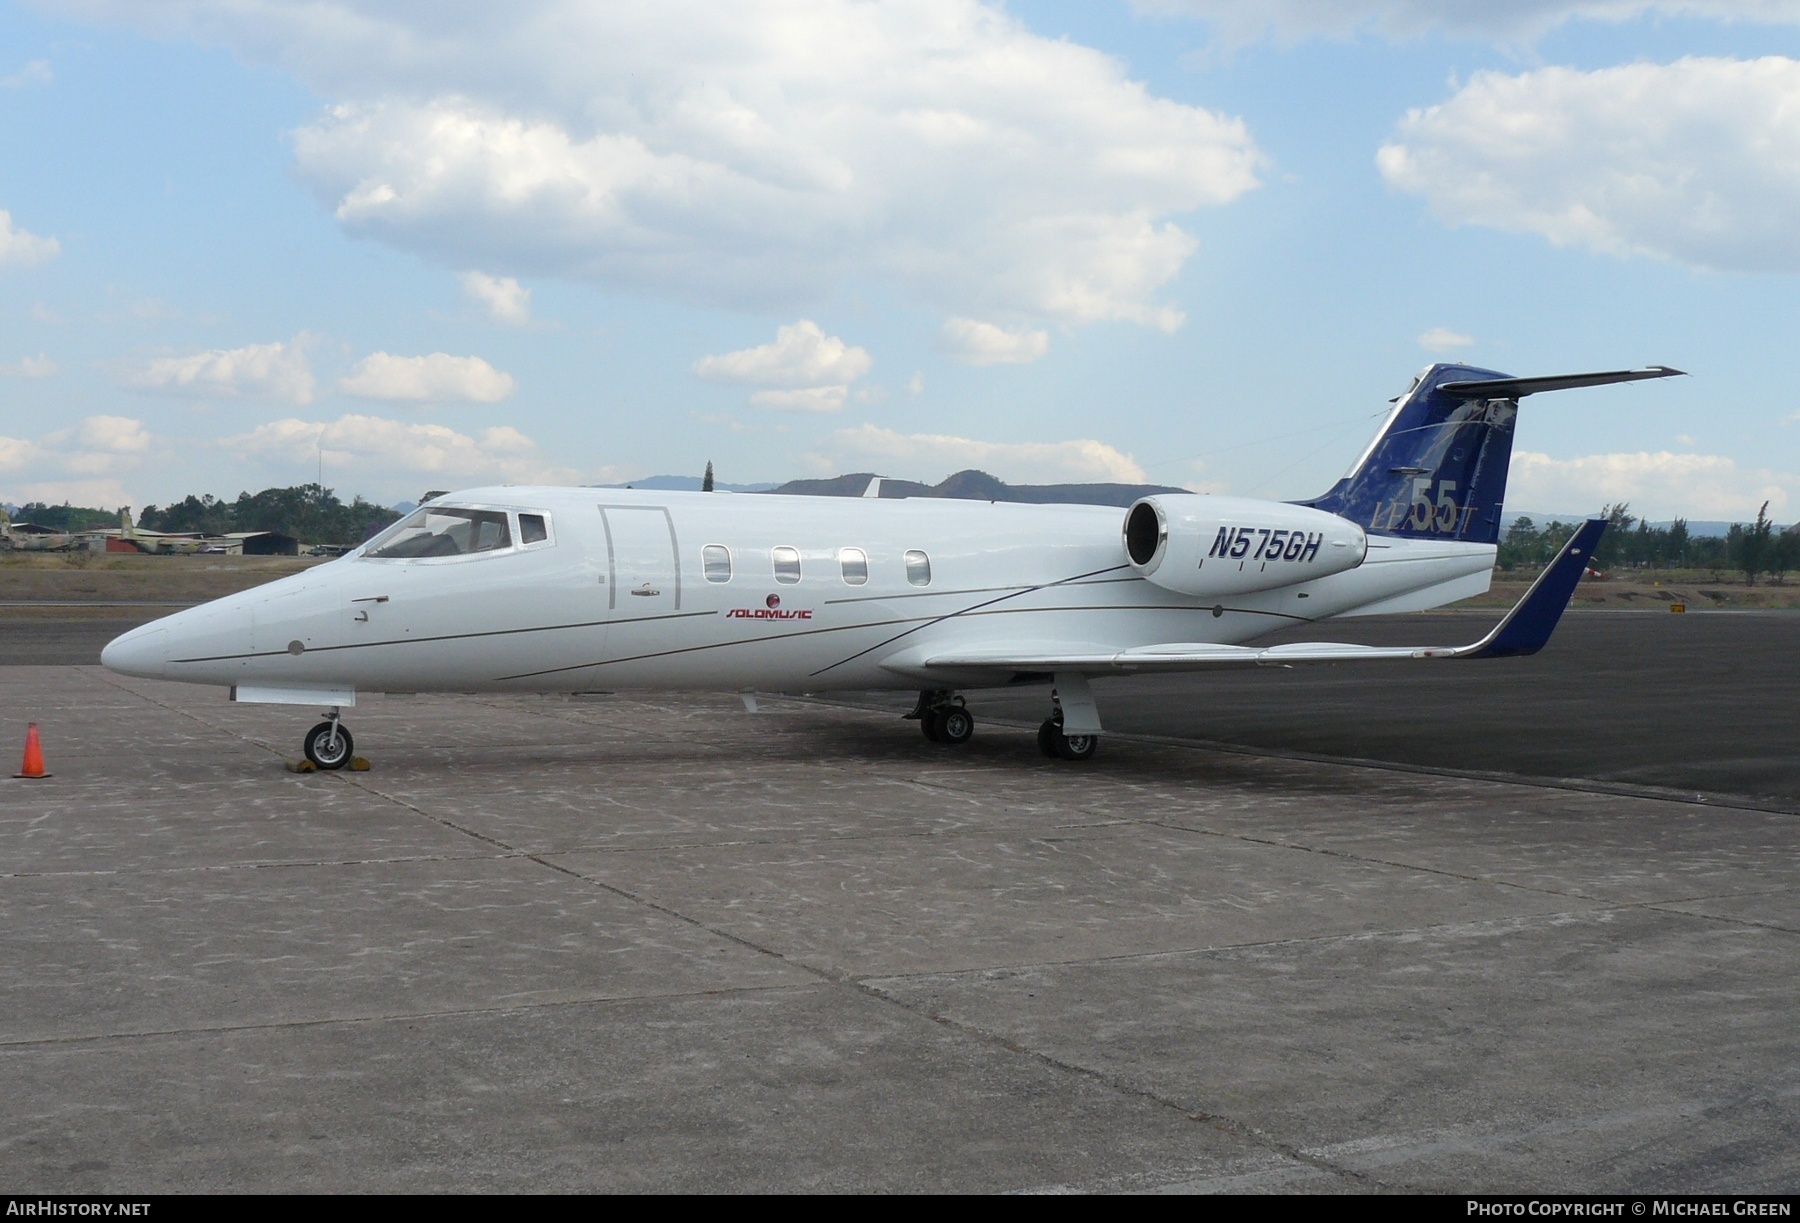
[103,363,1680,768]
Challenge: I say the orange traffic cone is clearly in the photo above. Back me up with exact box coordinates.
[14,723,50,779]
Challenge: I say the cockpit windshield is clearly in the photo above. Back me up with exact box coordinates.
[366,507,512,559]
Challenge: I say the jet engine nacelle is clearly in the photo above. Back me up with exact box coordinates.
[1122,495,1368,597]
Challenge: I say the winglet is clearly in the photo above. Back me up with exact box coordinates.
[863,476,883,499]
[1461,518,1606,659]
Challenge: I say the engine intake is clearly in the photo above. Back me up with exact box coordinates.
[1122,495,1367,598]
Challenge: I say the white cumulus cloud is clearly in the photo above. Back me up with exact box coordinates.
[696,320,870,412]
[822,423,1147,485]
[222,414,575,486]
[339,351,517,403]
[938,317,1051,366]
[1417,327,1474,352]
[0,435,42,473]
[1,354,56,378]
[0,415,158,505]
[128,336,316,404]
[1129,1,1800,45]
[61,0,1260,329]
[695,320,870,387]
[74,415,153,454]
[1379,57,1800,273]
[1,60,52,89]
[750,386,849,413]
[460,271,531,324]
[1508,449,1792,519]
[0,210,59,269]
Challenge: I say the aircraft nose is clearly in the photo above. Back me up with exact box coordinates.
[101,623,169,679]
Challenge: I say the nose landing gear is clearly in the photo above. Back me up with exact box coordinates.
[303,709,354,770]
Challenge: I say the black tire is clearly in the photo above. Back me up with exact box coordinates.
[1037,719,1061,759]
[919,712,941,742]
[1055,731,1098,762]
[933,706,974,745]
[304,721,354,770]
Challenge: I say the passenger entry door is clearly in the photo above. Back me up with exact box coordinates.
[600,505,680,620]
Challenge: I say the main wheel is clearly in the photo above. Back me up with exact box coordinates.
[1037,719,1061,759]
[304,721,354,770]
[932,706,974,745]
[919,712,942,742]
[1056,731,1098,762]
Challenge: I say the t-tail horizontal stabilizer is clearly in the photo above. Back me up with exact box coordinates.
[901,519,1606,677]
[1439,366,1684,400]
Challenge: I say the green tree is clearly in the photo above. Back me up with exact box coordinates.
[15,502,117,532]
[1730,501,1774,586]
[1592,503,1637,569]
[1771,526,1800,585]
[1498,516,1538,570]
[140,485,401,547]
[1663,518,1690,568]
[139,494,235,535]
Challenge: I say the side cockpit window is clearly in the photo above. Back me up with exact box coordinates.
[519,514,549,545]
[367,507,512,559]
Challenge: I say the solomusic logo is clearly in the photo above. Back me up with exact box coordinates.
[728,593,813,621]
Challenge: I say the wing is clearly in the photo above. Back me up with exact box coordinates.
[893,519,1604,679]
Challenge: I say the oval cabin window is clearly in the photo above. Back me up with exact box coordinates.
[773,546,801,584]
[905,549,931,587]
[703,544,732,583]
[839,547,869,586]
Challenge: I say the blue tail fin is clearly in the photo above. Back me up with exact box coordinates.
[1302,362,1684,546]
[1301,363,1519,546]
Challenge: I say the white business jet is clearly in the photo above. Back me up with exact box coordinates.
[103,362,1680,768]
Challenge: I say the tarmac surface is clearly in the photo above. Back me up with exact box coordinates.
[17,608,1800,801]
[1,621,1796,1191]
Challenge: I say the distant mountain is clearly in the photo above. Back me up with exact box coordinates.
[598,475,781,493]
[769,469,1188,508]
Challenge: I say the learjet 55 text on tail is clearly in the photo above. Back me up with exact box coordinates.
[102,363,1681,768]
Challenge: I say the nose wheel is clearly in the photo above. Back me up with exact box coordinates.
[303,715,354,770]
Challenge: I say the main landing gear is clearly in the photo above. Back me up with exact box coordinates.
[908,685,1101,761]
[910,690,975,745]
[303,708,354,770]
[1037,714,1098,762]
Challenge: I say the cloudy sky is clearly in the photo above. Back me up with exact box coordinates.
[2,1,1798,519]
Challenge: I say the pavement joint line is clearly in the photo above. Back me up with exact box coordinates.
[854,904,1650,982]
[0,982,819,1052]
[855,979,1389,1192]
[798,694,1800,818]
[85,668,295,767]
[1140,817,1621,905]
[1637,899,1800,937]
[1150,818,1800,921]
[0,850,536,881]
[520,848,1384,1185]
